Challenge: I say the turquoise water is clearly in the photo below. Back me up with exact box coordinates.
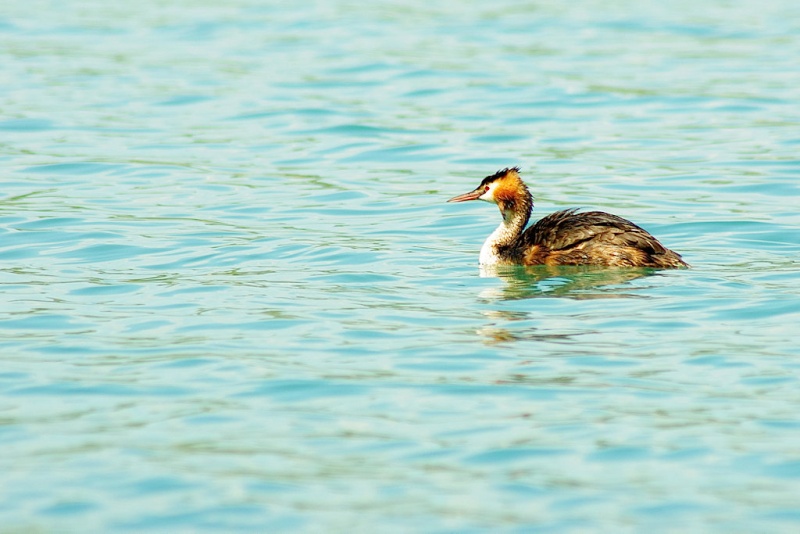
[2,1,800,531]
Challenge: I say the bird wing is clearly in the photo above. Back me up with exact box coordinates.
[519,209,670,255]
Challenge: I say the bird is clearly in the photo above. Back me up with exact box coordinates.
[447,167,688,268]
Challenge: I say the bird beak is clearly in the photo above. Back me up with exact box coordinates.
[447,188,482,203]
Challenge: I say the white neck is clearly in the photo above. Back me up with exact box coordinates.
[478,209,528,265]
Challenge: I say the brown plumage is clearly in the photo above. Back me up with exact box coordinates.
[447,167,688,268]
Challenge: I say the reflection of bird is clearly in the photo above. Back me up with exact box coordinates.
[478,264,656,301]
[448,167,688,268]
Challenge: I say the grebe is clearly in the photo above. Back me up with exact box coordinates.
[448,167,688,268]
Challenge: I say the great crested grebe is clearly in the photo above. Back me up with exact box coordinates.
[448,167,688,268]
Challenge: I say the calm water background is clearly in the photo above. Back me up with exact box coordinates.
[2,0,800,531]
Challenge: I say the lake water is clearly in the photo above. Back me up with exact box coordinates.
[2,1,800,531]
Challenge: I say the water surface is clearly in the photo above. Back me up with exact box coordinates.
[2,1,800,531]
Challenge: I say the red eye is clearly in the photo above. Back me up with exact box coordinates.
[484,186,490,193]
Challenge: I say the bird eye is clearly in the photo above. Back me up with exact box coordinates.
[484,186,490,193]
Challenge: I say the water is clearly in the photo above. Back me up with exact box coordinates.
[2,1,800,531]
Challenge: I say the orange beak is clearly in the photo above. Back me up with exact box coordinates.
[447,188,483,203]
